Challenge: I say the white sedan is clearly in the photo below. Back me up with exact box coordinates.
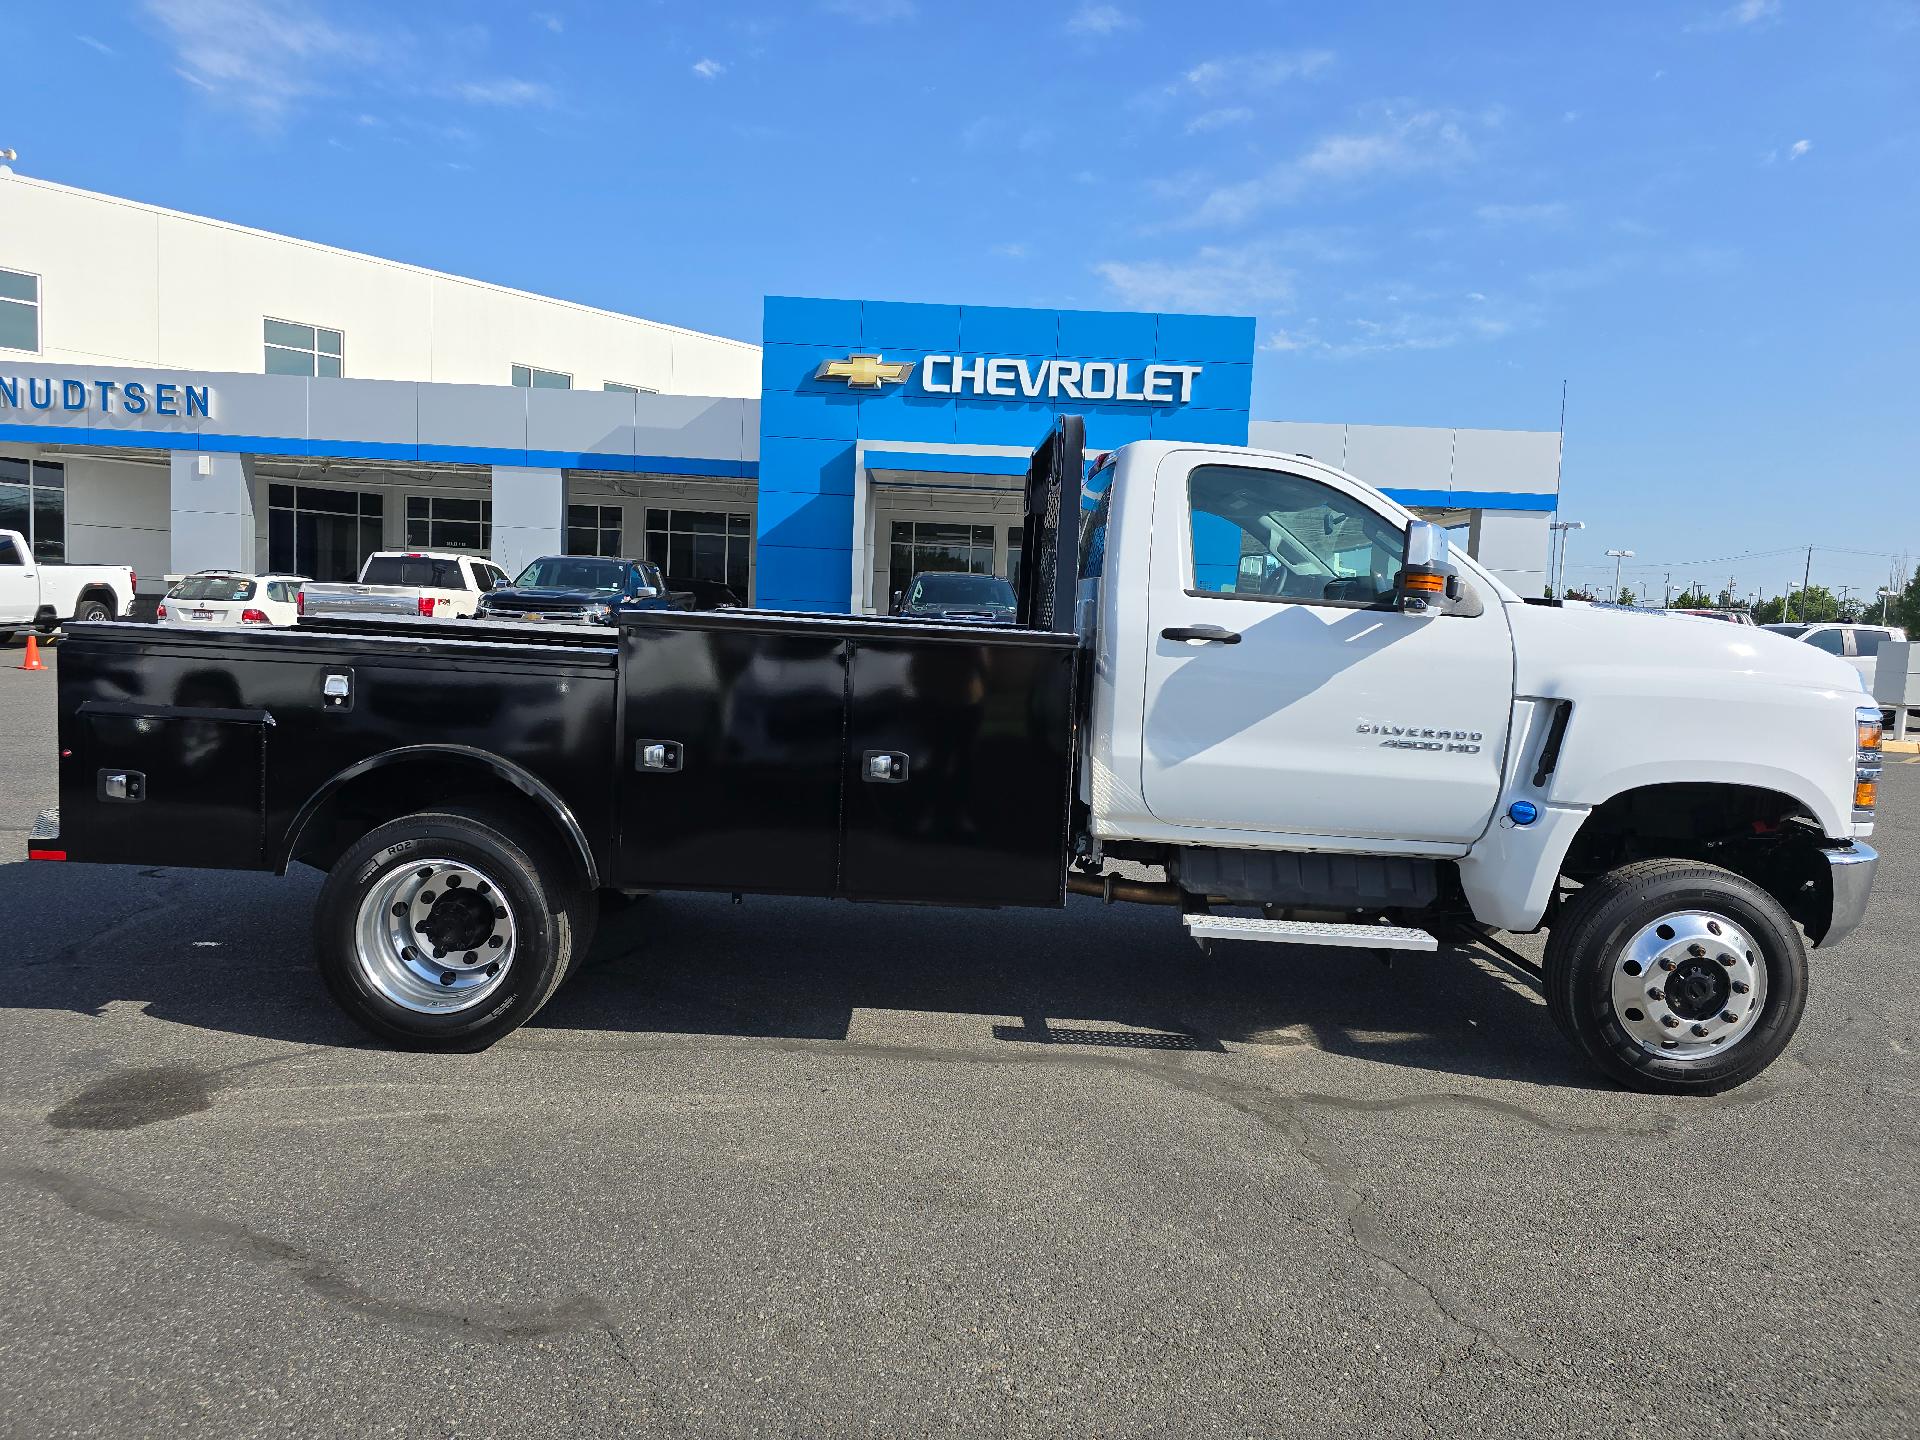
[157,572,308,627]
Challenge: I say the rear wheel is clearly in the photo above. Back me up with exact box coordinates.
[1544,859,1807,1093]
[72,598,113,624]
[314,811,577,1048]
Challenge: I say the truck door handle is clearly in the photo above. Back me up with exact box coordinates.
[1161,624,1241,645]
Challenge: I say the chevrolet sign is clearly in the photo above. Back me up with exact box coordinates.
[812,352,1204,406]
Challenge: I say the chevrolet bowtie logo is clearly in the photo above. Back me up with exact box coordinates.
[814,354,914,389]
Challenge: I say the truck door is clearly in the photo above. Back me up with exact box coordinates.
[1140,452,1515,847]
[0,533,37,624]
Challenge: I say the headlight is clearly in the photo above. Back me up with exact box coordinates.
[1855,705,1882,821]
[584,602,613,625]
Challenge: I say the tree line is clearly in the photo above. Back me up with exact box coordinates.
[1548,566,1920,630]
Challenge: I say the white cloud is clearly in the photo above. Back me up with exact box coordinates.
[1474,200,1571,226]
[143,0,377,123]
[692,57,726,80]
[992,242,1029,259]
[1066,5,1136,36]
[1788,137,1813,158]
[1177,49,1334,98]
[1186,106,1252,135]
[820,0,917,21]
[1183,107,1475,228]
[532,10,563,33]
[1687,0,1783,32]
[455,77,553,106]
[76,34,116,55]
[1094,243,1298,312]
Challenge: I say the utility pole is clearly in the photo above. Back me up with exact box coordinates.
[1606,548,1634,604]
[1663,571,1673,609]
[1788,545,1813,622]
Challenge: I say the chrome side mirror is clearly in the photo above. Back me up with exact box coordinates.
[633,585,659,599]
[1399,521,1457,615]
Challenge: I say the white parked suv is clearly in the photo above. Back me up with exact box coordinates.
[158,571,309,628]
[299,551,509,620]
[1762,622,1907,695]
[0,528,137,640]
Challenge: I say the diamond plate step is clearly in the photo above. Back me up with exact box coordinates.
[1182,913,1438,951]
[29,808,60,844]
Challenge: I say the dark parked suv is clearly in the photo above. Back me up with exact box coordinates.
[476,556,685,626]
[890,572,1018,624]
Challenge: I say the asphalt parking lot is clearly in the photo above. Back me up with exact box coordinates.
[1,637,1914,1439]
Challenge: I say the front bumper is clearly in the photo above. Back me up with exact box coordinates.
[1817,841,1878,949]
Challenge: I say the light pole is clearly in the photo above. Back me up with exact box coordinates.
[1549,520,1583,597]
[1606,548,1634,604]
[1880,588,1897,624]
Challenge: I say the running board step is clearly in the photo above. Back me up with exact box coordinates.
[1182,914,1439,951]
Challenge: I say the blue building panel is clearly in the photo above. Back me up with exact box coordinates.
[856,388,957,445]
[1057,308,1158,359]
[762,295,863,349]
[1155,312,1258,363]
[758,436,856,496]
[1078,409,1157,451]
[957,304,1059,357]
[757,490,857,551]
[860,300,962,353]
[1182,360,1255,413]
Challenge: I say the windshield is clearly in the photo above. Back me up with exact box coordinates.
[360,556,467,589]
[909,574,1016,607]
[172,575,256,602]
[513,557,627,592]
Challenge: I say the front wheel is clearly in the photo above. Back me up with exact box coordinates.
[314,811,578,1048]
[1544,859,1808,1094]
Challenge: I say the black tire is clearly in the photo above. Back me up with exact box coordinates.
[72,598,113,624]
[1544,859,1808,1094]
[314,811,577,1049]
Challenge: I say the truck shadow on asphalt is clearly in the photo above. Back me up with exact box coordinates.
[0,862,1598,1090]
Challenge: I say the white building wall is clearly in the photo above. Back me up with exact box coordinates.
[62,455,171,584]
[0,173,760,397]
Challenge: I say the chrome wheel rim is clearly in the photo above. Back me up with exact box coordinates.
[1610,909,1768,1062]
[352,857,516,1014]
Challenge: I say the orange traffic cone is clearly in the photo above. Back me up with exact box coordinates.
[18,634,46,671]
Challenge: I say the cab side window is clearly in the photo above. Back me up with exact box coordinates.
[0,536,22,565]
[1187,464,1402,607]
[1853,629,1892,657]
[1808,629,1846,656]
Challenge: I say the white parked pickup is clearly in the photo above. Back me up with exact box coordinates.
[0,529,137,639]
[298,551,511,620]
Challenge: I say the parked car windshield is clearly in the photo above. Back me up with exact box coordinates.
[361,556,467,589]
[513,557,628,592]
[172,575,256,601]
[909,574,1016,607]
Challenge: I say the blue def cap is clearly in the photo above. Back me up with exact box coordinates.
[1508,800,1539,826]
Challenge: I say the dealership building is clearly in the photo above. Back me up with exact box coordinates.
[0,172,1561,610]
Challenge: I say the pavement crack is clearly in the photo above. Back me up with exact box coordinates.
[3,1165,610,1343]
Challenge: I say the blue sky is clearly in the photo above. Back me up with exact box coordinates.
[8,0,1919,602]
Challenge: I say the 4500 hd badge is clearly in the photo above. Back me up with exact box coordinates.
[1356,722,1484,754]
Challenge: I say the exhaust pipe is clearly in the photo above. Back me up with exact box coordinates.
[1067,872,1193,906]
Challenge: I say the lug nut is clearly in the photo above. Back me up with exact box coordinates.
[487,935,503,948]
[1661,1014,1679,1028]
[446,875,462,888]
[1659,957,1677,972]
[477,882,490,895]
[1733,981,1750,994]
[1721,1010,1739,1023]
[1648,986,1664,1000]
[420,891,435,904]
[494,905,508,919]
[1718,954,1736,967]
[1688,943,1707,958]
[1691,1023,1709,1037]
[463,951,477,964]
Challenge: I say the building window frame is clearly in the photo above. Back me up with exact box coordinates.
[511,363,572,390]
[405,494,493,553]
[264,317,344,378]
[566,504,624,557]
[0,456,65,562]
[644,506,752,594]
[0,266,42,354]
[267,483,384,583]
[602,381,659,395]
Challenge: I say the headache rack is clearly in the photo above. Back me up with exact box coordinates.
[1015,415,1086,634]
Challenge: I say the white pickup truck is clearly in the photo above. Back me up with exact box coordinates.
[0,528,137,640]
[29,420,1881,1093]
[297,550,510,620]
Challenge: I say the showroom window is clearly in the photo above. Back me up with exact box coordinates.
[268,484,383,582]
[645,507,750,591]
[264,318,344,377]
[0,268,39,353]
[602,381,658,395]
[0,456,65,562]
[405,495,491,552]
[567,504,623,557]
[890,521,996,585]
[511,364,571,390]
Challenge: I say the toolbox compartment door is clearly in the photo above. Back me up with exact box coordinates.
[65,701,271,868]
[841,634,1076,906]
